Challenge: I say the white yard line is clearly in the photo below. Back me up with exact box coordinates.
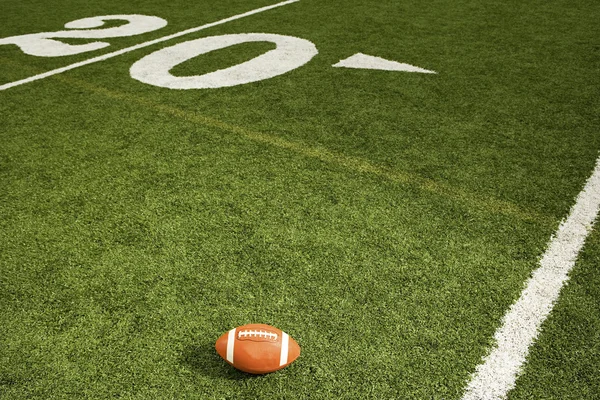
[462,155,600,400]
[0,0,300,91]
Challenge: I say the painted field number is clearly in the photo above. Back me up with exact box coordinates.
[130,33,318,89]
[0,13,435,91]
[0,15,167,57]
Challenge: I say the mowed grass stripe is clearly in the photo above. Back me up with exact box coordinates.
[43,72,555,228]
[0,49,552,227]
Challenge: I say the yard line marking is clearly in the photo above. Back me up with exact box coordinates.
[461,155,600,400]
[0,0,300,91]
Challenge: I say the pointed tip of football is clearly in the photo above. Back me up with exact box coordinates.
[215,331,229,363]
[288,336,301,364]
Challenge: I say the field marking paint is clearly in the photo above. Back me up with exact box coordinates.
[462,156,600,400]
[0,15,168,57]
[333,53,437,74]
[129,33,317,89]
[0,0,300,91]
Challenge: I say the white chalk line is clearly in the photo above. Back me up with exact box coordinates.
[0,0,300,91]
[461,155,600,400]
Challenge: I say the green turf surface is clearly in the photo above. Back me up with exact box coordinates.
[509,228,600,400]
[1,0,599,398]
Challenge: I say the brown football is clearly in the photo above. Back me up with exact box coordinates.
[215,323,301,374]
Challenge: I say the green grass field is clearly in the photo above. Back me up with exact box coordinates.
[1,0,599,398]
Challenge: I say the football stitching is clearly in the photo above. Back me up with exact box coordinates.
[237,329,278,341]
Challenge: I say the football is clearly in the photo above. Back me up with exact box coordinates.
[215,323,301,374]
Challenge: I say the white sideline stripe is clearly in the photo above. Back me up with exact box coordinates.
[279,332,289,366]
[462,155,600,400]
[0,0,301,91]
[226,328,236,364]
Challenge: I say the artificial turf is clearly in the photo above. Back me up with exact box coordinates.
[1,0,599,398]
[509,228,600,400]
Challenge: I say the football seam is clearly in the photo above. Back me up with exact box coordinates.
[237,329,278,341]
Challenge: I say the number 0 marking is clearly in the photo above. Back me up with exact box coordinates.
[129,33,318,89]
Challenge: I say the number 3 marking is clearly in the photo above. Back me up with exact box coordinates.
[0,15,167,57]
[129,33,318,89]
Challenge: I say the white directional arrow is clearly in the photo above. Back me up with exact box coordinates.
[332,53,437,74]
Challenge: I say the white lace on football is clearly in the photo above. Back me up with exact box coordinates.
[238,330,278,341]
